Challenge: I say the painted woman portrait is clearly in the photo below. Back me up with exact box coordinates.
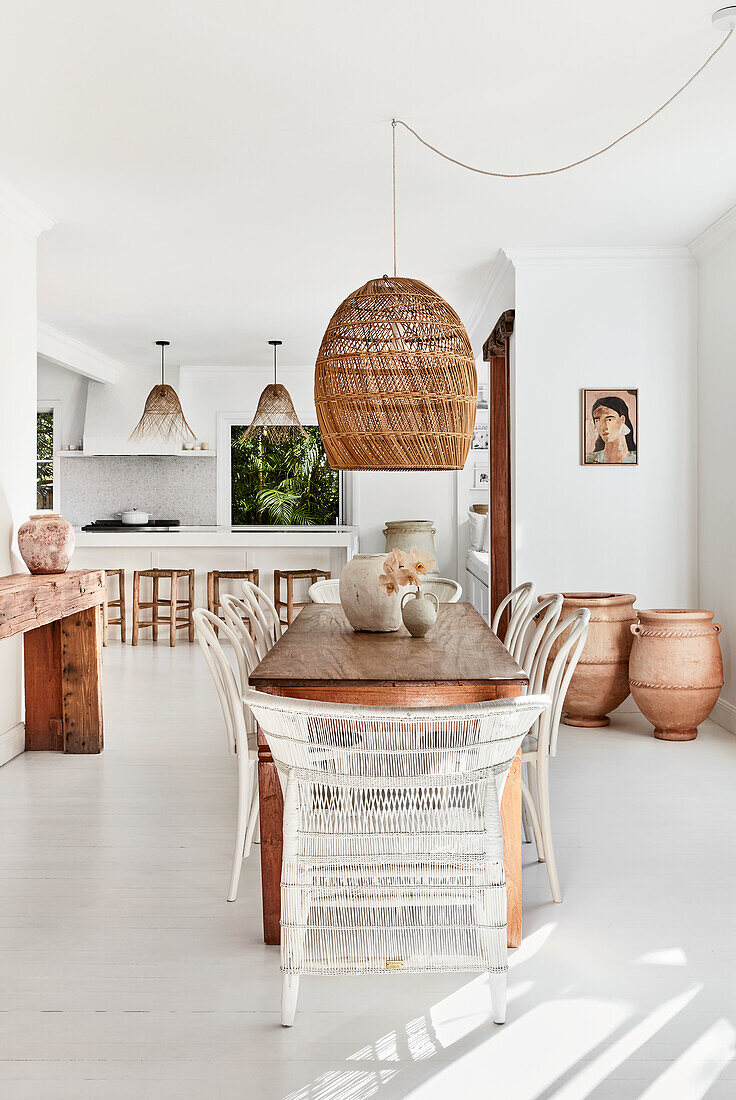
[583,390,638,465]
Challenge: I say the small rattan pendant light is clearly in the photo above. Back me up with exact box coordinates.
[242,340,307,442]
[129,340,195,442]
[314,122,477,471]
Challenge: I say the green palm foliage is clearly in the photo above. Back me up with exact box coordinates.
[231,425,339,526]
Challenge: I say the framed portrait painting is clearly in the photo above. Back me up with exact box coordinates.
[582,389,638,465]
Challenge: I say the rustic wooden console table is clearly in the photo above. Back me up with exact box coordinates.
[0,570,105,753]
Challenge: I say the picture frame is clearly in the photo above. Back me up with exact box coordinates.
[581,388,638,466]
[473,464,490,489]
[471,425,489,451]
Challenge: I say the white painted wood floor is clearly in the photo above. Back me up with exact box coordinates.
[2,639,736,1099]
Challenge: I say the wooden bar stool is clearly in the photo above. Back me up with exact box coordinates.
[132,568,195,647]
[273,568,331,626]
[103,568,126,646]
[207,569,260,622]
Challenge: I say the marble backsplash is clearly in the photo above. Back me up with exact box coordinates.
[60,455,217,526]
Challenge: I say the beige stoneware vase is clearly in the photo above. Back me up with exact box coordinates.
[629,609,723,741]
[400,588,439,638]
[541,592,637,727]
[18,513,75,575]
[339,553,401,632]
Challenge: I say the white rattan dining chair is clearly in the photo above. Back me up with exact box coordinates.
[491,582,535,652]
[243,689,551,1028]
[512,594,564,675]
[193,608,259,903]
[219,594,262,695]
[520,608,590,903]
[308,578,341,603]
[421,577,462,603]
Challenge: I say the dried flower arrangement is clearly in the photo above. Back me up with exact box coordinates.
[378,547,436,596]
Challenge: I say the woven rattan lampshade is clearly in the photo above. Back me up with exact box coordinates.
[129,341,195,442]
[242,340,306,442]
[314,276,477,470]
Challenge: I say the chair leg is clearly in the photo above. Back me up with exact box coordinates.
[244,768,260,859]
[102,581,109,648]
[527,761,545,861]
[188,570,195,642]
[207,572,215,614]
[489,972,507,1025]
[521,776,545,862]
[286,573,294,625]
[119,574,126,643]
[281,974,299,1027]
[536,757,561,903]
[152,574,159,642]
[227,753,250,902]
[169,571,178,647]
[132,573,140,646]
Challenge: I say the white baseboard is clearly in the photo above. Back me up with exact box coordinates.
[712,698,736,736]
[0,723,25,767]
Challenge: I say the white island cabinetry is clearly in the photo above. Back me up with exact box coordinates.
[71,526,359,627]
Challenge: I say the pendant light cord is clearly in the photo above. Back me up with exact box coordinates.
[392,27,732,180]
[392,119,398,275]
[273,342,277,384]
[160,343,165,385]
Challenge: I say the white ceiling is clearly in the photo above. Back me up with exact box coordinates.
[1,0,735,368]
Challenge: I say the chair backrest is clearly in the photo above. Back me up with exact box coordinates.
[219,594,262,688]
[243,689,550,785]
[421,577,462,603]
[308,578,341,603]
[529,608,590,756]
[512,593,563,677]
[491,581,535,651]
[241,580,282,652]
[193,608,254,754]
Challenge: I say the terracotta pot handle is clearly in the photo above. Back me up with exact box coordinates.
[630,623,642,635]
[714,623,722,634]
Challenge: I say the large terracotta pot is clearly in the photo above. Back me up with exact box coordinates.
[540,592,637,727]
[18,513,75,575]
[339,554,401,632]
[629,609,723,741]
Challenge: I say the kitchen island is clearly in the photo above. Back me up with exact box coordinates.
[71,525,359,628]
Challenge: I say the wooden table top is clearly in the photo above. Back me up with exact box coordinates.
[249,602,527,689]
[0,569,105,641]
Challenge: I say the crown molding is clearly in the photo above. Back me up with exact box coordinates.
[505,246,694,266]
[37,323,124,385]
[467,250,515,344]
[689,203,736,258]
[0,177,55,237]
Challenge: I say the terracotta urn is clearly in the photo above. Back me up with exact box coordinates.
[629,609,723,741]
[401,588,439,638]
[540,592,637,727]
[17,513,75,575]
[339,554,402,632]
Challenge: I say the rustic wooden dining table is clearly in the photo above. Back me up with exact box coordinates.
[248,601,529,948]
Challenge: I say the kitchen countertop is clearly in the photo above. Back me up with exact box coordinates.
[73,525,360,549]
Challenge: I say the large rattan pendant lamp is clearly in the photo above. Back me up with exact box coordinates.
[242,340,307,442]
[314,124,476,472]
[130,340,195,442]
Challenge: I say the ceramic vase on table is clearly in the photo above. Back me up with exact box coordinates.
[540,592,637,727]
[383,521,438,572]
[339,554,401,632]
[18,513,75,575]
[401,588,439,638]
[629,609,723,741]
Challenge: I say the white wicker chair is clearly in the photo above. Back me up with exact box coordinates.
[219,594,262,695]
[421,577,462,603]
[243,689,551,1027]
[521,608,590,903]
[308,578,341,603]
[241,580,282,657]
[193,609,259,902]
[491,582,535,652]
[511,594,563,675]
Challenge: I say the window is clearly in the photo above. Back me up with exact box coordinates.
[36,405,59,511]
[230,424,340,526]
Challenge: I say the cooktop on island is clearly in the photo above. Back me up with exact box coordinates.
[81,519,181,532]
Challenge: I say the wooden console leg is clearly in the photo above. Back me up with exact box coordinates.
[23,621,64,751]
[61,605,103,754]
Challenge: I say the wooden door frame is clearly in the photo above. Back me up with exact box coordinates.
[482,309,515,624]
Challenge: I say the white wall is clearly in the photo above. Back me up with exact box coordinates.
[511,249,698,607]
[695,220,736,724]
[0,210,41,762]
[37,357,88,449]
